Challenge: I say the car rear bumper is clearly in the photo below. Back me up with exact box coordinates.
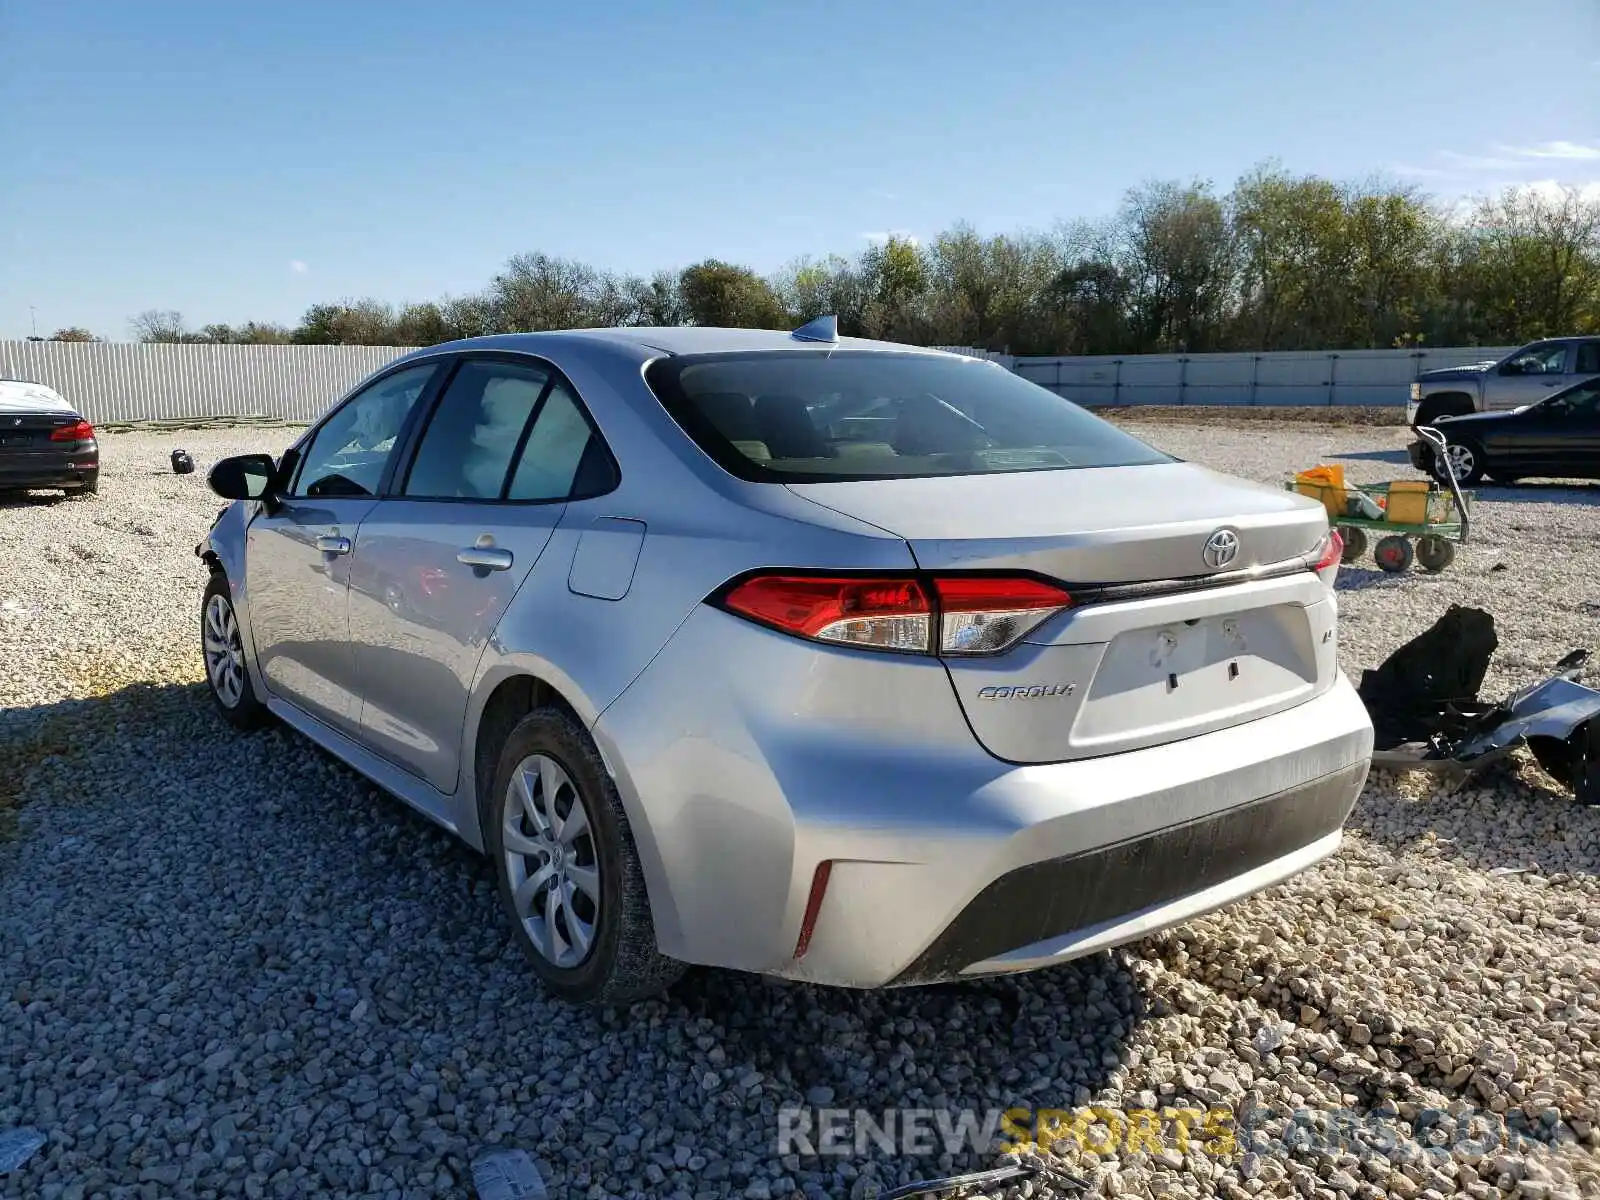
[596,603,1373,987]
[887,762,1360,983]
[0,446,99,489]
[783,681,1369,987]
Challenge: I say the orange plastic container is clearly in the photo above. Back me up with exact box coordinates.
[1293,465,1347,521]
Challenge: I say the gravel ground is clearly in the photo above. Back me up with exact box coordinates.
[1,421,1597,1200]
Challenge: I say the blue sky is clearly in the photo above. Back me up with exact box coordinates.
[2,0,1596,340]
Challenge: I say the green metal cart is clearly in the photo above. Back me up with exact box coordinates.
[1289,427,1473,574]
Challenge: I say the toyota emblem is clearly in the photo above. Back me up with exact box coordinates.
[1203,528,1240,569]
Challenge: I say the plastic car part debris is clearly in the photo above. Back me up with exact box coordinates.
[0,1127,46,1173]
[470,1149,549,1200]
[1361,608,1600,803]
[1357,605,1499,750]
[877,1162,1089,1199]
[171,448,195,474]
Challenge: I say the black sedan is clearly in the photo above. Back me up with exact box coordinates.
[1410,375,1600,485]
[0,379,100,496]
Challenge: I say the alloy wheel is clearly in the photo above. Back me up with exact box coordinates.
[1444,442,1476,480]
[502,754,601,969]
[203,593,246,708]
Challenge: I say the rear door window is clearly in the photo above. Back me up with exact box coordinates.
[402,360,552,499]
[506,381,608,501]
[644,351,1169,483]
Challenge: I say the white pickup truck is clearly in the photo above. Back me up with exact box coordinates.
[1409,337,1600,427]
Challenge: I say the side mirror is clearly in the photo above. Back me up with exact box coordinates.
[208,453,277,501]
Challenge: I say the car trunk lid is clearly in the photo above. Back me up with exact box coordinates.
[0,410,82,454]
[787,462,1338,763]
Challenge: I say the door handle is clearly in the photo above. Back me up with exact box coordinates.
[458,545,514,571]
[315,534,352,555]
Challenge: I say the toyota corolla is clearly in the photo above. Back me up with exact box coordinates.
[196,319,1372,1005]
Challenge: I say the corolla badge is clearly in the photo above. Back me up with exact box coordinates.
[1203,528,1240,569]
[977,682,1076,700]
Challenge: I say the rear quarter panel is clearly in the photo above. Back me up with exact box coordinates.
[455,343,919,857]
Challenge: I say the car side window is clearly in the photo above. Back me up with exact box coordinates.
[402,361,552,499]
[506,381,612,501]
[1558,378,1600,415]
[1576,343,1600,375]
[289,365,436,498]
[1504,343,1568,376]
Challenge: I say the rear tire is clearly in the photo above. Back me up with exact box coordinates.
[484,707,684,1006]
[201,572,267,730]
[1375,535,1414,574]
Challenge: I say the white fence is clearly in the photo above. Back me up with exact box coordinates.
[3,338,1517,423]
[1013,346,1512,407]
[0,341,408,424]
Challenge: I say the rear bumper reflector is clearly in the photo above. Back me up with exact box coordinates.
[794,861,833,959]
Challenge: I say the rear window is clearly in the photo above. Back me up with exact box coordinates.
[644,350,1169,482]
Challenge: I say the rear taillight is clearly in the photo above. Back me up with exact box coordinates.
[716,572,1072,656]
[717,575,933,652]
[1309,529,1342,587]
[932,576,1072,653]
[49,419,95,443]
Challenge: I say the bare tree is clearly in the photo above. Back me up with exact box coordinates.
[129,310,192,342]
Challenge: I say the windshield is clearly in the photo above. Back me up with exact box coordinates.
[644,350,1170,482]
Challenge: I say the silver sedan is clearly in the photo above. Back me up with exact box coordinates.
[196,319,1372,1005]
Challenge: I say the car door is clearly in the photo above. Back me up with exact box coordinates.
[346,354,618,793]
[1546,378,1600,477]
[1500,378,1600,479]
[245,362,441,734]
[1492,342,1572,411]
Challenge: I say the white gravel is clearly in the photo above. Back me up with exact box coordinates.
[1,420,1597,1200]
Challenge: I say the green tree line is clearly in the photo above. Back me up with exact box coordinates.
[120,167,1600,356]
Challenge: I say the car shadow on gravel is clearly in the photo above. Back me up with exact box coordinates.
[2,678,1152,1197]
[0,490,71,509]
[1476,482,1600,505]
[1328,449,1413,465]
[0,680,208,839]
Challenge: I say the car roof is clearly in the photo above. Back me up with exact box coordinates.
[400,326,970,362]
[0,379,72,412]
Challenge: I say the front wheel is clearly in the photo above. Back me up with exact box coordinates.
[485,707,684,1006]
[1431,439,1484,486]
[201,573,267,729]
